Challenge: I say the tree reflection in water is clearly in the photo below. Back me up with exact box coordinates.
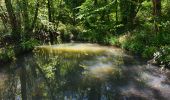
[3,44,169,100]
[1,45,123,100]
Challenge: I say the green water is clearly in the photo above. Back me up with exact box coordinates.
[1,43,170,100]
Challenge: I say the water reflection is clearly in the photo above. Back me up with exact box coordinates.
[1,43,170,100]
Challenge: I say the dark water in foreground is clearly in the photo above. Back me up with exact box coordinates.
[0,43,170,100]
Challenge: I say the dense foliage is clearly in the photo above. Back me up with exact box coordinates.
[0,0,170,67]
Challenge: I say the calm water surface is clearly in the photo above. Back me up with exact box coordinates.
[0,43,170,100]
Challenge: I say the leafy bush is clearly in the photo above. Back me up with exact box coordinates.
[153,46,170,68]
[142,46,157,58]
[77,29,99,42]
[20,38,39,51]
[58,24,82,42]
[0,46,15,64]
[119,32,145,54]
[103,35,118,45]
[128,41,144,54]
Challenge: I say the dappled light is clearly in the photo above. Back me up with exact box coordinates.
[0,43,170,100]
[0,0,170,99]
[35,43,123,56]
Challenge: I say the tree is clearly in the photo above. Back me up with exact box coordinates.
[5,0,21,42]
[0,6,8,31]
[64,0,85,25]
[152,0,161,32]
[120,0,143,30]
[23,0,40,39]
[152,0,161,16]
[47,0,55,44]
[47,0,54,22]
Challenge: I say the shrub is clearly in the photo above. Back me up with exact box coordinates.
[77,29,99,42]
[104,35,118,45]
[0,46,15,64]
[20,38,39,51]
[119,32,145,54]
[142,46,157,59]
[153,46,170,68]
[58,24,82,42]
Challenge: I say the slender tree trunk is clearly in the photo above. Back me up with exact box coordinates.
[47,0,53,22]
[120,0,128,25]
[30,1,39,32]
[5,0,21,41]
[47,0,54,44]
[115,0,118,24]
[152,0,161,16]
[23,0,29,31]
[16,0,22,33]
[120,0,143,30]
[152,0,161,33]
[56,0,62,30]
[72,9,76,25]
[22,0,31,40]
[128,0,137,29]
[94,0,97,5]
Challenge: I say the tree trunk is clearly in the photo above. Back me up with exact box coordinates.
[120,0,129,25]
[152,0,161,17]
[120,0,143,30]
[47,0,54,44]
[23,0,29,31]
[115,0,118,24]
[30,1,39,32]
[47,0,53,22]
[94,0,97,5]
[152,0,161,33]
[4,0,21,41]
[22,0,31,40]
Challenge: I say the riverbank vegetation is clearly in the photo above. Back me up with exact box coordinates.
[0,0,169,67]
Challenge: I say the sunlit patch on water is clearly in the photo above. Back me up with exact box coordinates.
[1,43,170,100]
[87,64,119,81]
[35,43,124,57]
[78,55,122,81]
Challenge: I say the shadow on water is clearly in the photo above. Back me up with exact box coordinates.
[0,43,170,100]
